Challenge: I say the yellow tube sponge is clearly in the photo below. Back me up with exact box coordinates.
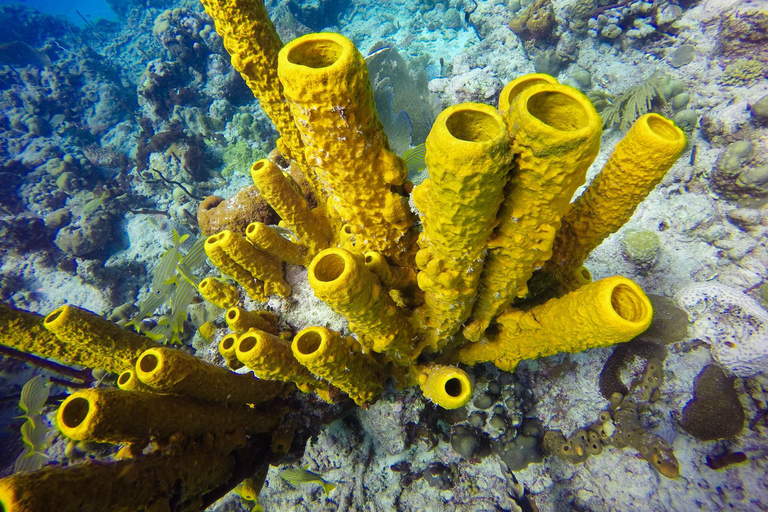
[56,388,285,443]
[308,248,415,363]
[546,113,686,282]
[363,251,423,308]
[458,276,653,371]
[0,436,259,512]
[43,305,159,374]
[135,347,284,405]
[198,277,240,309]
[218,334,243,370]
[411,103,513,349]
[0,303,83,366]
[225,306,279,335]
[464,83,602,341]
[116,369,151,392]
[292,326,384,406]
[197,0,304,164]
[250,159,332,259]
[277,33,416,264]
[235,328,326,393]
[497,73,558,112]
[415,364,473,410]
[205,230,290,299]
[246,221,309,266]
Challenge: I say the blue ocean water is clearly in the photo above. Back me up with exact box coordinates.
[0,0,116,25]
[0,0,767,511]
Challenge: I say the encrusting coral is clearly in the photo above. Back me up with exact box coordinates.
[0,0,688,507]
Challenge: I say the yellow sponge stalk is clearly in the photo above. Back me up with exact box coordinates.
[414,364,473,410]
[277,32,416,265]
[1,303,84,367]
[411,103,513,349]
[250,159,333,259]
[218,333,243,370]
[135,346,284,405]
[458,276,653,371]
[464,82,602,341]
[546,113,687,286]
[246,221,309,266]
[196,0,304,164]
[224,306,279,335]
[292,326,384,406]
[205,230,290,299]
[198,277,240,309]
[43,305,159,374]
[56,388,285,444]
[308,248,415,363]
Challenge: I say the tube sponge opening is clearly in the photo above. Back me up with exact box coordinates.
[444,108,503,142]
[417,364,473,410]
[312,252,348,283]
[294,330,323,357]
[611,283,651,324]
[285,38,344,69]
[526,89,591,131]
[59,396,90,429]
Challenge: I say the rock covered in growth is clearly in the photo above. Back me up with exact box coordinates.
[676,282,768,377]
[197,186,279,237]
[680,365,745,441]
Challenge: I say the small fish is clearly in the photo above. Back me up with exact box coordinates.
[403,143,426,174]
[279,466,337,496]
[0,41,51,67]
[364,44,393,63]
[19,376,51,418]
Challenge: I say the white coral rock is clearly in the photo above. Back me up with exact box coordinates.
[676,282,768,377]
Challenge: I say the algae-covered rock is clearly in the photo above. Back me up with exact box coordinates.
[672,109,697,132]
[681,365,745,441]
[197,186,279,237]
[710,140,768,199]
[622,230,660,269]
[669,44,695,68]
[751,94,768,124]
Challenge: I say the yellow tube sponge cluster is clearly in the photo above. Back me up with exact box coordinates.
[43,305,159,374]
[197,0,304,163]
[198,277,240,309]
[497,73,558,112]
[135,347,284,405]
[415,364,474,410]
[546,113,687,284]
[235,329,327,393]
[308,248,415,363]
[411,103,513,349]
[225,306,279,335]
[56,388,284,444]
[250,158,332,259]
[277,33,416,264]
[458,276,653,371]
[292,326,384,406]
[464,83,603,341]
[205,229,290,300]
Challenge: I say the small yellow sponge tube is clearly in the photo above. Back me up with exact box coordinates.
[218,334,243,370]
[135,347,284,405]
[497,73,558,112]
[205,230,290,299]
[246,221,309,266]
[411,103,513,349]
[250,159,332,259]
[43,305,159,374]
[308,248,415,363]
[56,388,284,444]
[464,82,602,341]
[458,276,653,371]
[546,113,686,283]
[235,329,326,392]
[292,326,384,406]
[415,364,473,410]
[116,369,151,392]
[198,277,240,309]
[225,306,279,335]
[277,32,415,264]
